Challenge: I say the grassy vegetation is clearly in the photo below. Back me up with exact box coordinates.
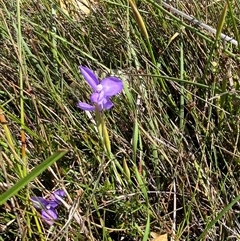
[1,0,240,240]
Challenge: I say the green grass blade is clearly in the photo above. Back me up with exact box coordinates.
[134,166,148,201]
[226,0,240,51]
[132,118,139,163]
[197,194,240,241]
[0,150,68,205]
[142,211,150,241]
[215,3,228,41]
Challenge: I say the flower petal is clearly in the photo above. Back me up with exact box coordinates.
[47,200,59,208]
[101,77,123,97]
[90,94,113,111]
[51,189,65,204]
[31,197,49,209]
[98,90,106,102]
[79,66,99,91]
[77,102,95,111]
[102,98,114,110]
[53,189,65,198]
[90,91,106,103]
[41,208,57,225]
[90,93,100,103]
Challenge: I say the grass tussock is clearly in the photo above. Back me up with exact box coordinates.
[1,0,240,240]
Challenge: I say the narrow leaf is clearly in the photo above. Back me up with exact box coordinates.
[132,118,139,163]
[0,150,68,205]
[197,194,240,241]
[102,120,111,155]
[142,212,150,241]
[128,0,149,39]
[215,3,228,41]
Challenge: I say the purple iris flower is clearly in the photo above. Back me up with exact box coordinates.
[77,66,123,111]
[31,189,65,225]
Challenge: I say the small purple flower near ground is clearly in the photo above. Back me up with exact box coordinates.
[77,66,123,111]
[31,189,65,225]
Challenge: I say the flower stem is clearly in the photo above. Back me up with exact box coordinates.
[95,107,111,155]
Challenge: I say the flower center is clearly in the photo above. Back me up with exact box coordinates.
[46,204,51,209]
[96,84,103,92]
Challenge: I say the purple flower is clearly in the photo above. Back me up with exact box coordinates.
[31,189,65,225]
[77,66,123,111]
